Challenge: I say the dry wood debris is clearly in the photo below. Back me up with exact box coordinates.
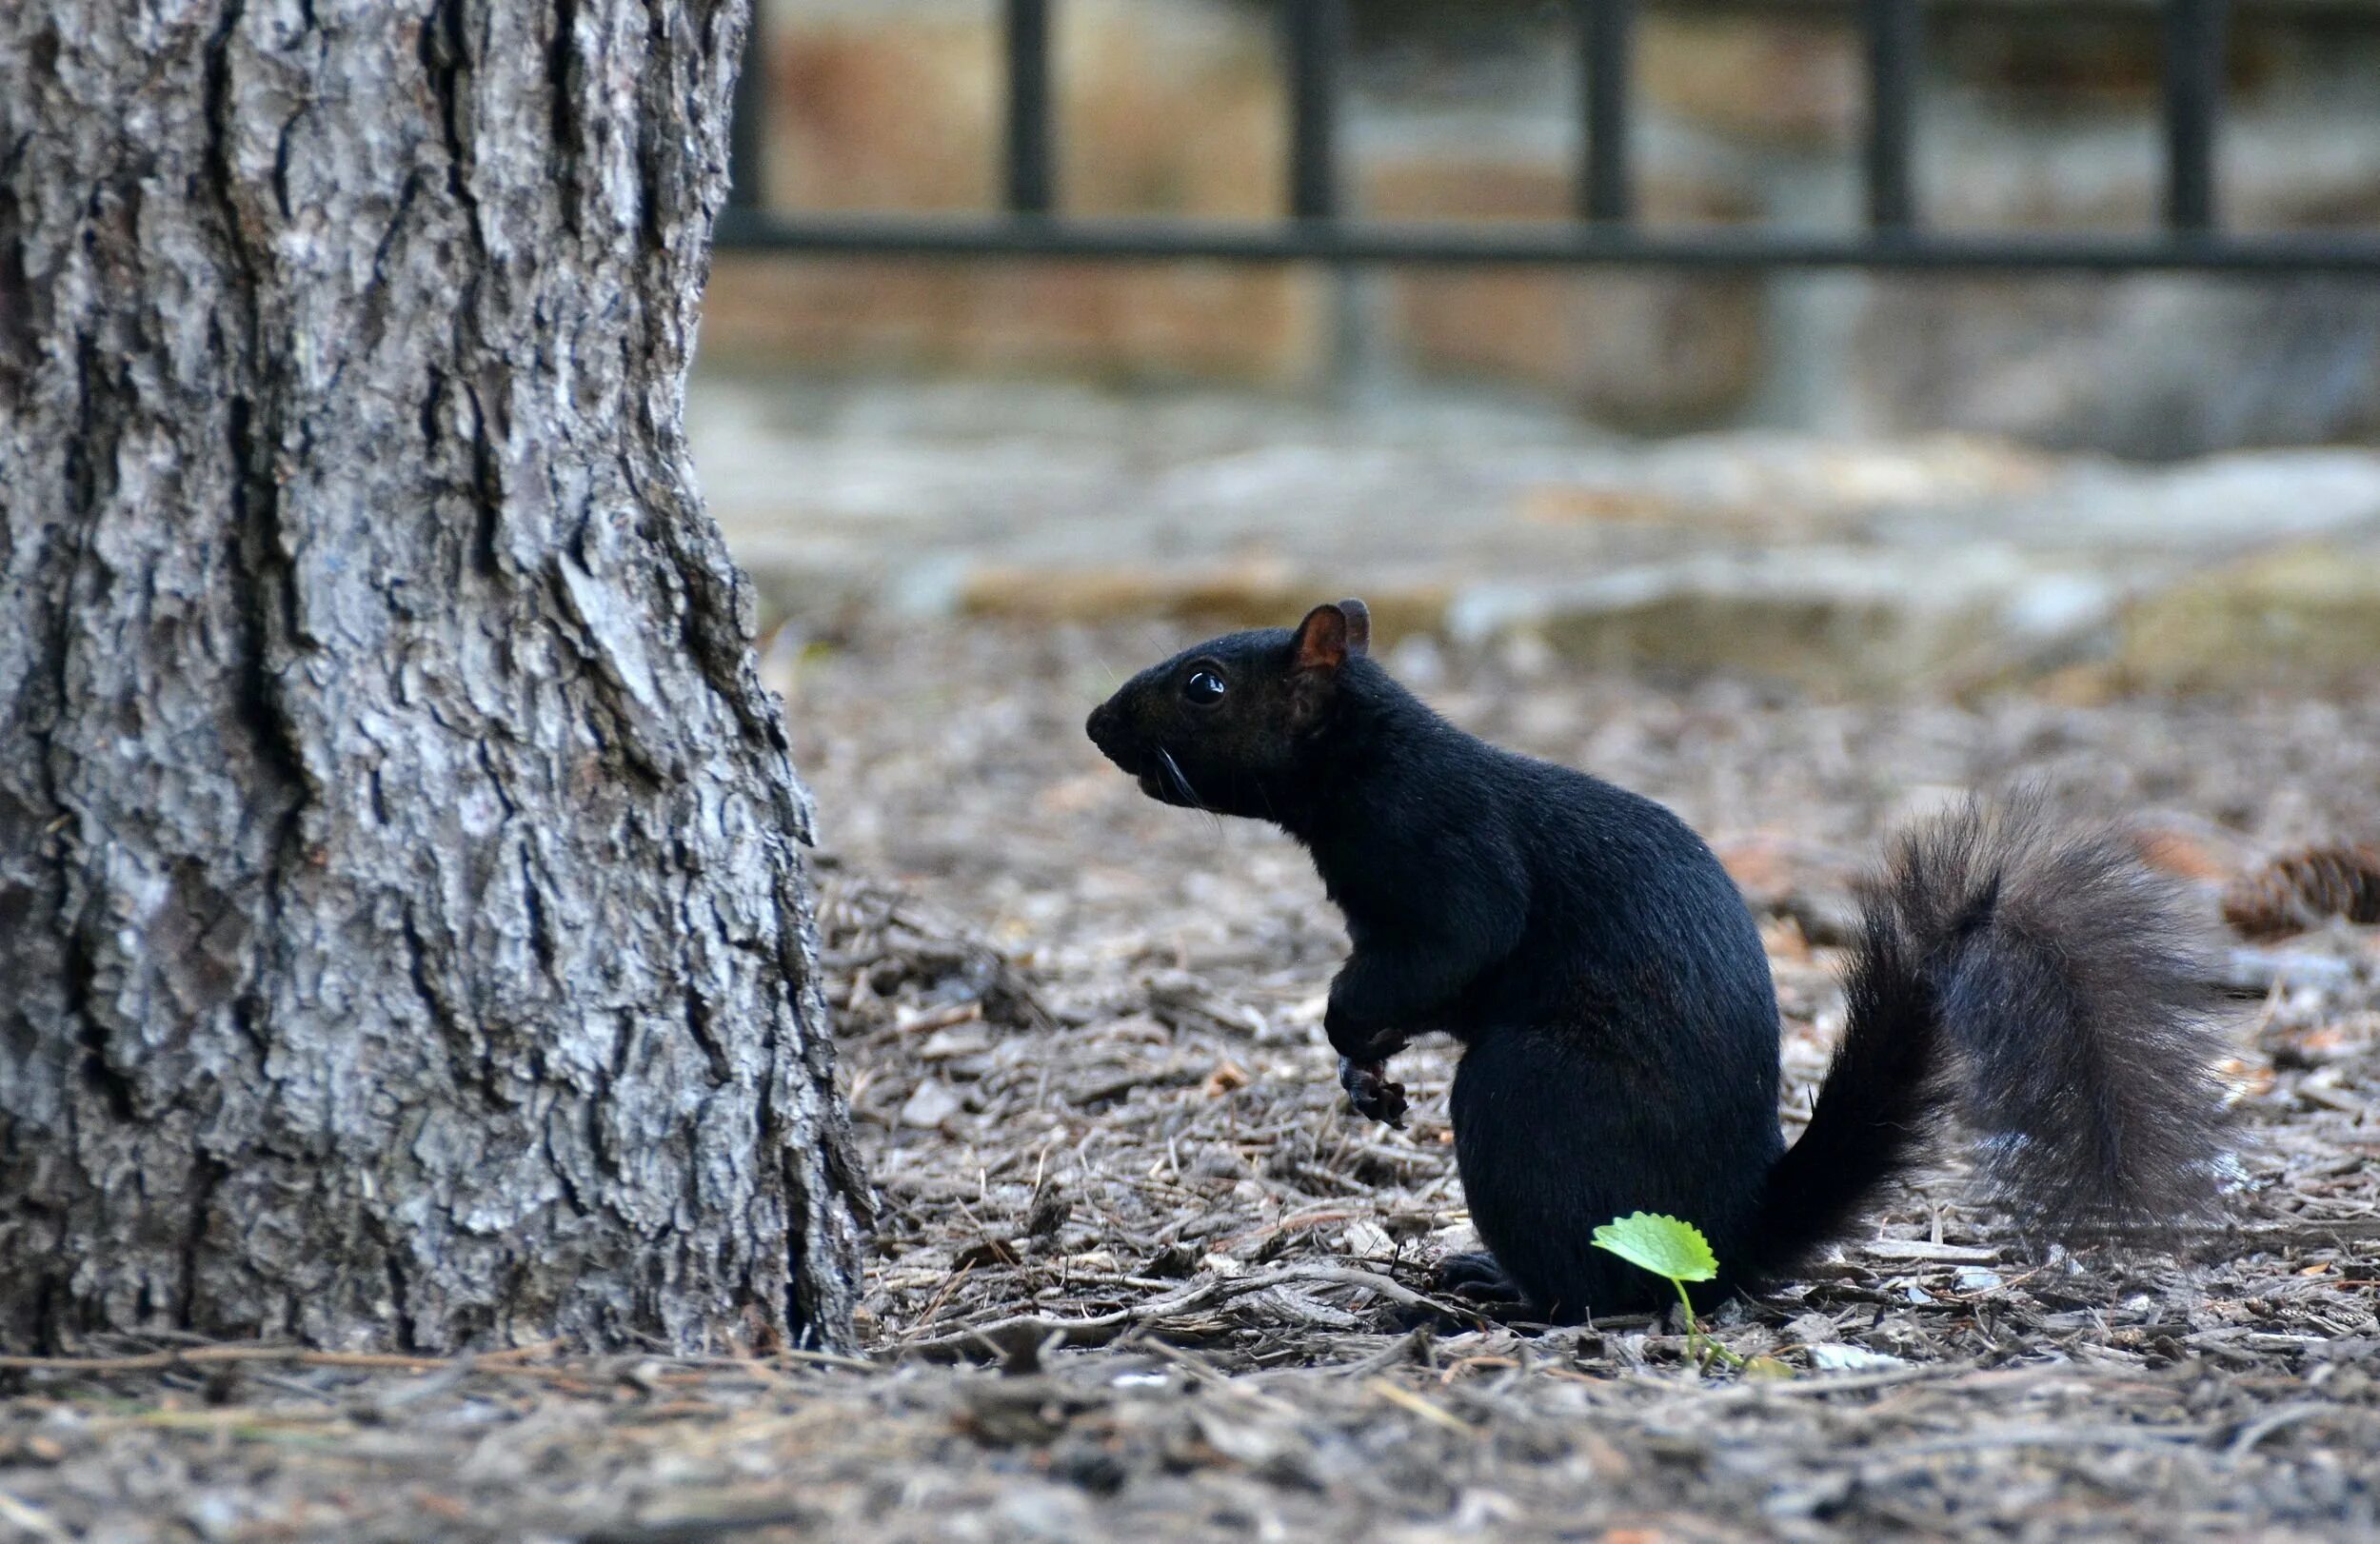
[5,623,2378,1540]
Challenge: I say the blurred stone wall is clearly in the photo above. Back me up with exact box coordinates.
[702,0,2380,455]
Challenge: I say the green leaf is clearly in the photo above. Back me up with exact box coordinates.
[1591,1212,1719,1285]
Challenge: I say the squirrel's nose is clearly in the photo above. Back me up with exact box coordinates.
[1086,701,1133,765]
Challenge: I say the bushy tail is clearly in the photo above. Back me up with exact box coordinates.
[1750,794,2236,1279]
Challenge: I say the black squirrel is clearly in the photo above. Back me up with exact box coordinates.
[1084,599,2235,1322]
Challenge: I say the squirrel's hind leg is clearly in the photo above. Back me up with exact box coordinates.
[1450,1023,1741,1323]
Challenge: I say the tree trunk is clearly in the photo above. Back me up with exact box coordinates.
[0,0,866,1353]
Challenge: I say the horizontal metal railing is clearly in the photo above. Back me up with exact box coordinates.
[717,0,2380,274]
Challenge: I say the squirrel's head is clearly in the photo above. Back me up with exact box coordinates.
[1085,599,1371,820]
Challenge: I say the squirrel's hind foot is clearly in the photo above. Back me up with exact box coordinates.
[1436,1250,1532,1308]
[1382,1252,1546,1334]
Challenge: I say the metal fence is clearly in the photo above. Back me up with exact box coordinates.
[716,0,2380,274]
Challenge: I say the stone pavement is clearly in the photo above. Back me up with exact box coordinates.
[690,366,2380,694]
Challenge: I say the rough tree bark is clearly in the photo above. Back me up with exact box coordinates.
[0,0,867,1353]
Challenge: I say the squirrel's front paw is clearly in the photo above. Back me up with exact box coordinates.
[1337,1055,1409,1129]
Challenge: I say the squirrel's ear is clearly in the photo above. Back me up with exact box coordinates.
[1291,603,1352,674]
[1337,598,1371,658]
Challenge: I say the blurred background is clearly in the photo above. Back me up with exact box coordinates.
[690,0,2380,698]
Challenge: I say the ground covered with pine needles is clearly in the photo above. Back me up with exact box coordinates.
[6,622,2379,1541]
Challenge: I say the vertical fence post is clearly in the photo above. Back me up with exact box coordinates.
[728,0,769,210]
[1864,0,1921,231]
[2164,0,2227,230]
[1283,0,1345,222]
[1005,0,1055,215]
[1576,0,1636,224]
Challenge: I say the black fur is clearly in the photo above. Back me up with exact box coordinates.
[1086,603,2236,1321]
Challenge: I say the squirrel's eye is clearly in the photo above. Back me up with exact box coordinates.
[1183,670,1227,705]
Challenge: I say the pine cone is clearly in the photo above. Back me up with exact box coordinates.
[2220,844,2380,941]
